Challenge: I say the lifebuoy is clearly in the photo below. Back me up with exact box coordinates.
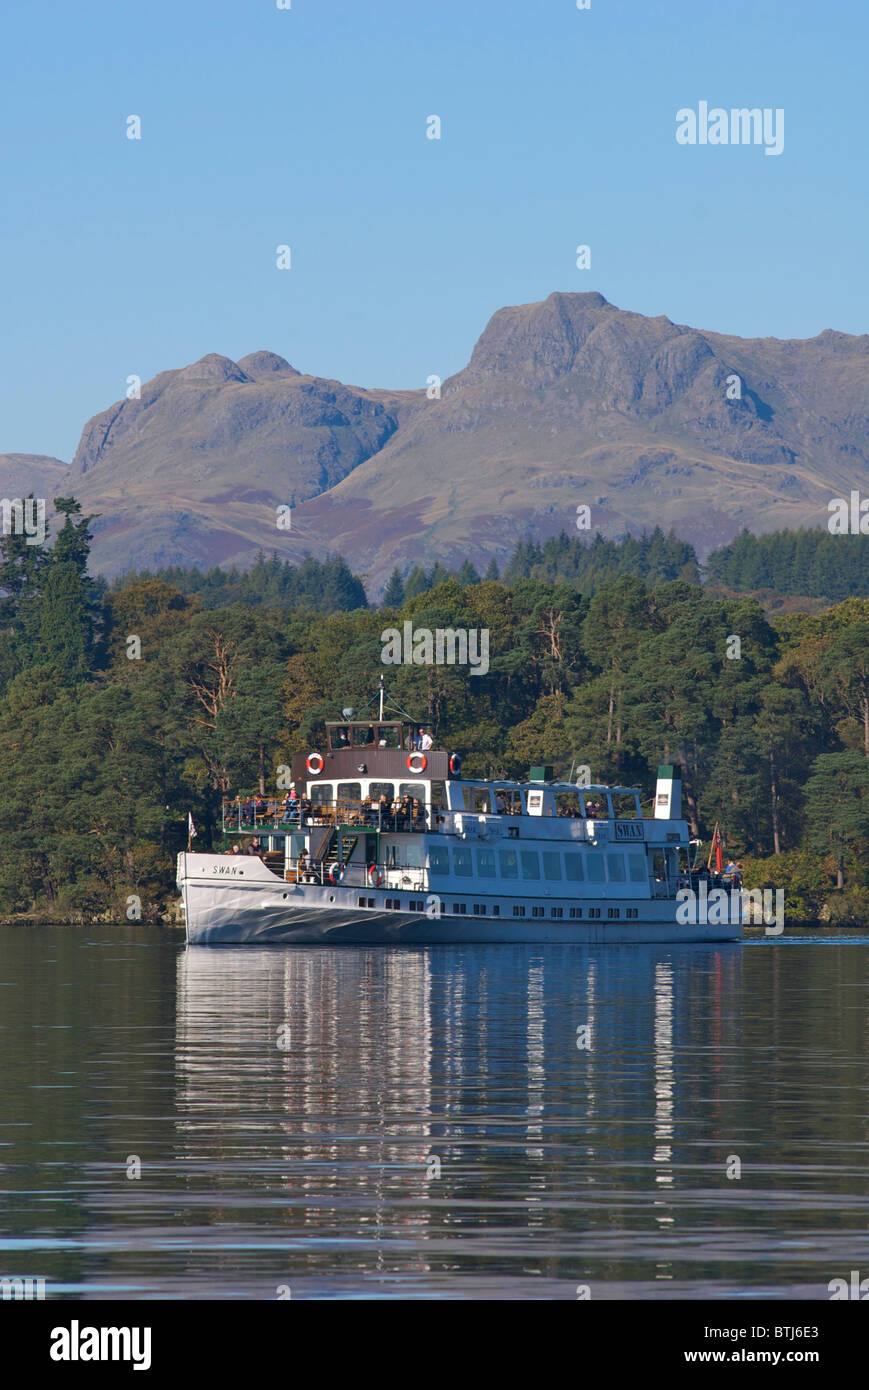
[367,864,383,887]
[328,861,345,884]
[449,752,462,776]
[306,752,324,775]
[406,752,427,774]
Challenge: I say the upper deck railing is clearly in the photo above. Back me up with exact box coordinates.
[222,794,433,835]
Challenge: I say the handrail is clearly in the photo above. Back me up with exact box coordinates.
[222,795,434,835]
[287,858,431,891]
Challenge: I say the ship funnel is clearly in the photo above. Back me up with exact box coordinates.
[654,764,682,819]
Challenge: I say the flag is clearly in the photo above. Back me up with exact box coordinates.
[188,812,197,841]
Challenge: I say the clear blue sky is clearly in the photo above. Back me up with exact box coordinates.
[2,0,866,460]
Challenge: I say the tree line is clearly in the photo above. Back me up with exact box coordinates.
[705,527,869,601]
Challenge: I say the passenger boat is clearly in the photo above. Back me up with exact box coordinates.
[177,687,744,945]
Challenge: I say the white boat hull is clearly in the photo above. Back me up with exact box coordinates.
[177,854,743,946]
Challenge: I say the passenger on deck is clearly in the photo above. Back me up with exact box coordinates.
[495,792,507,814]
[242,798,254,822]
[296,849,309,880]
[419,727,433,752]
[246,837,264,856]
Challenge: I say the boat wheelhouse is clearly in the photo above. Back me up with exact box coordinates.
[177,687,744,946]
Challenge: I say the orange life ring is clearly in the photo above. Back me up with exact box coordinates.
[449,752,462,776]
[406,752,427,774]
[367,864,383,887]
[306,752,324,775]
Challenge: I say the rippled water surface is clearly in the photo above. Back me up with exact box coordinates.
[2,926,869,1299]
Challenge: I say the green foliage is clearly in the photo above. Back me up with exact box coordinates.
[504,527,700,591]
[382,568,405,606]
[114,552,368,614]
[739,851,830,923]
[707,528,869,601]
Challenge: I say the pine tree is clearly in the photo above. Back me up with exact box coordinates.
[404,566,430,600]
[382,568,406,607]
[458,561,481,587]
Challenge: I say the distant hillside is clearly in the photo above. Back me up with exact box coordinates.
[6,292,869,591]
[0,453,69,499]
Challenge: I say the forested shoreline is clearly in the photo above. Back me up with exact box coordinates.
[2,504,869,925]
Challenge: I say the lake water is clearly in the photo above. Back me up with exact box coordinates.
[2,925,868,1300]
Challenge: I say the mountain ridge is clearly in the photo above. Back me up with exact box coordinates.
[5,292,868,594]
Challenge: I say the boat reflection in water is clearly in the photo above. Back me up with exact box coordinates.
[175,942,753,1298]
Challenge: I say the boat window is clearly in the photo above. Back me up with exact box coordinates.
[498,848,519,879]
[475,847,497,877]
[607,852,626,882]
[375,724,401,749]
[652,851,675,884]
[555,790,583,818]
[611,791,639,820]
[310,783,333,805]
[521,851,540,880]
[628,853,647,883]
[428,846,450,875]
[399,782,426,799]
[329,726,351,750]
[336,782,361,803]
[564,853,584,881]
[453,847,473,876]
[542,851,562,881]
[405,844,424,868]
[369,782,394,802]
[352,724,376,746]
[430,781,446,809]
[586,852,606,883]
[463,786,492,813]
